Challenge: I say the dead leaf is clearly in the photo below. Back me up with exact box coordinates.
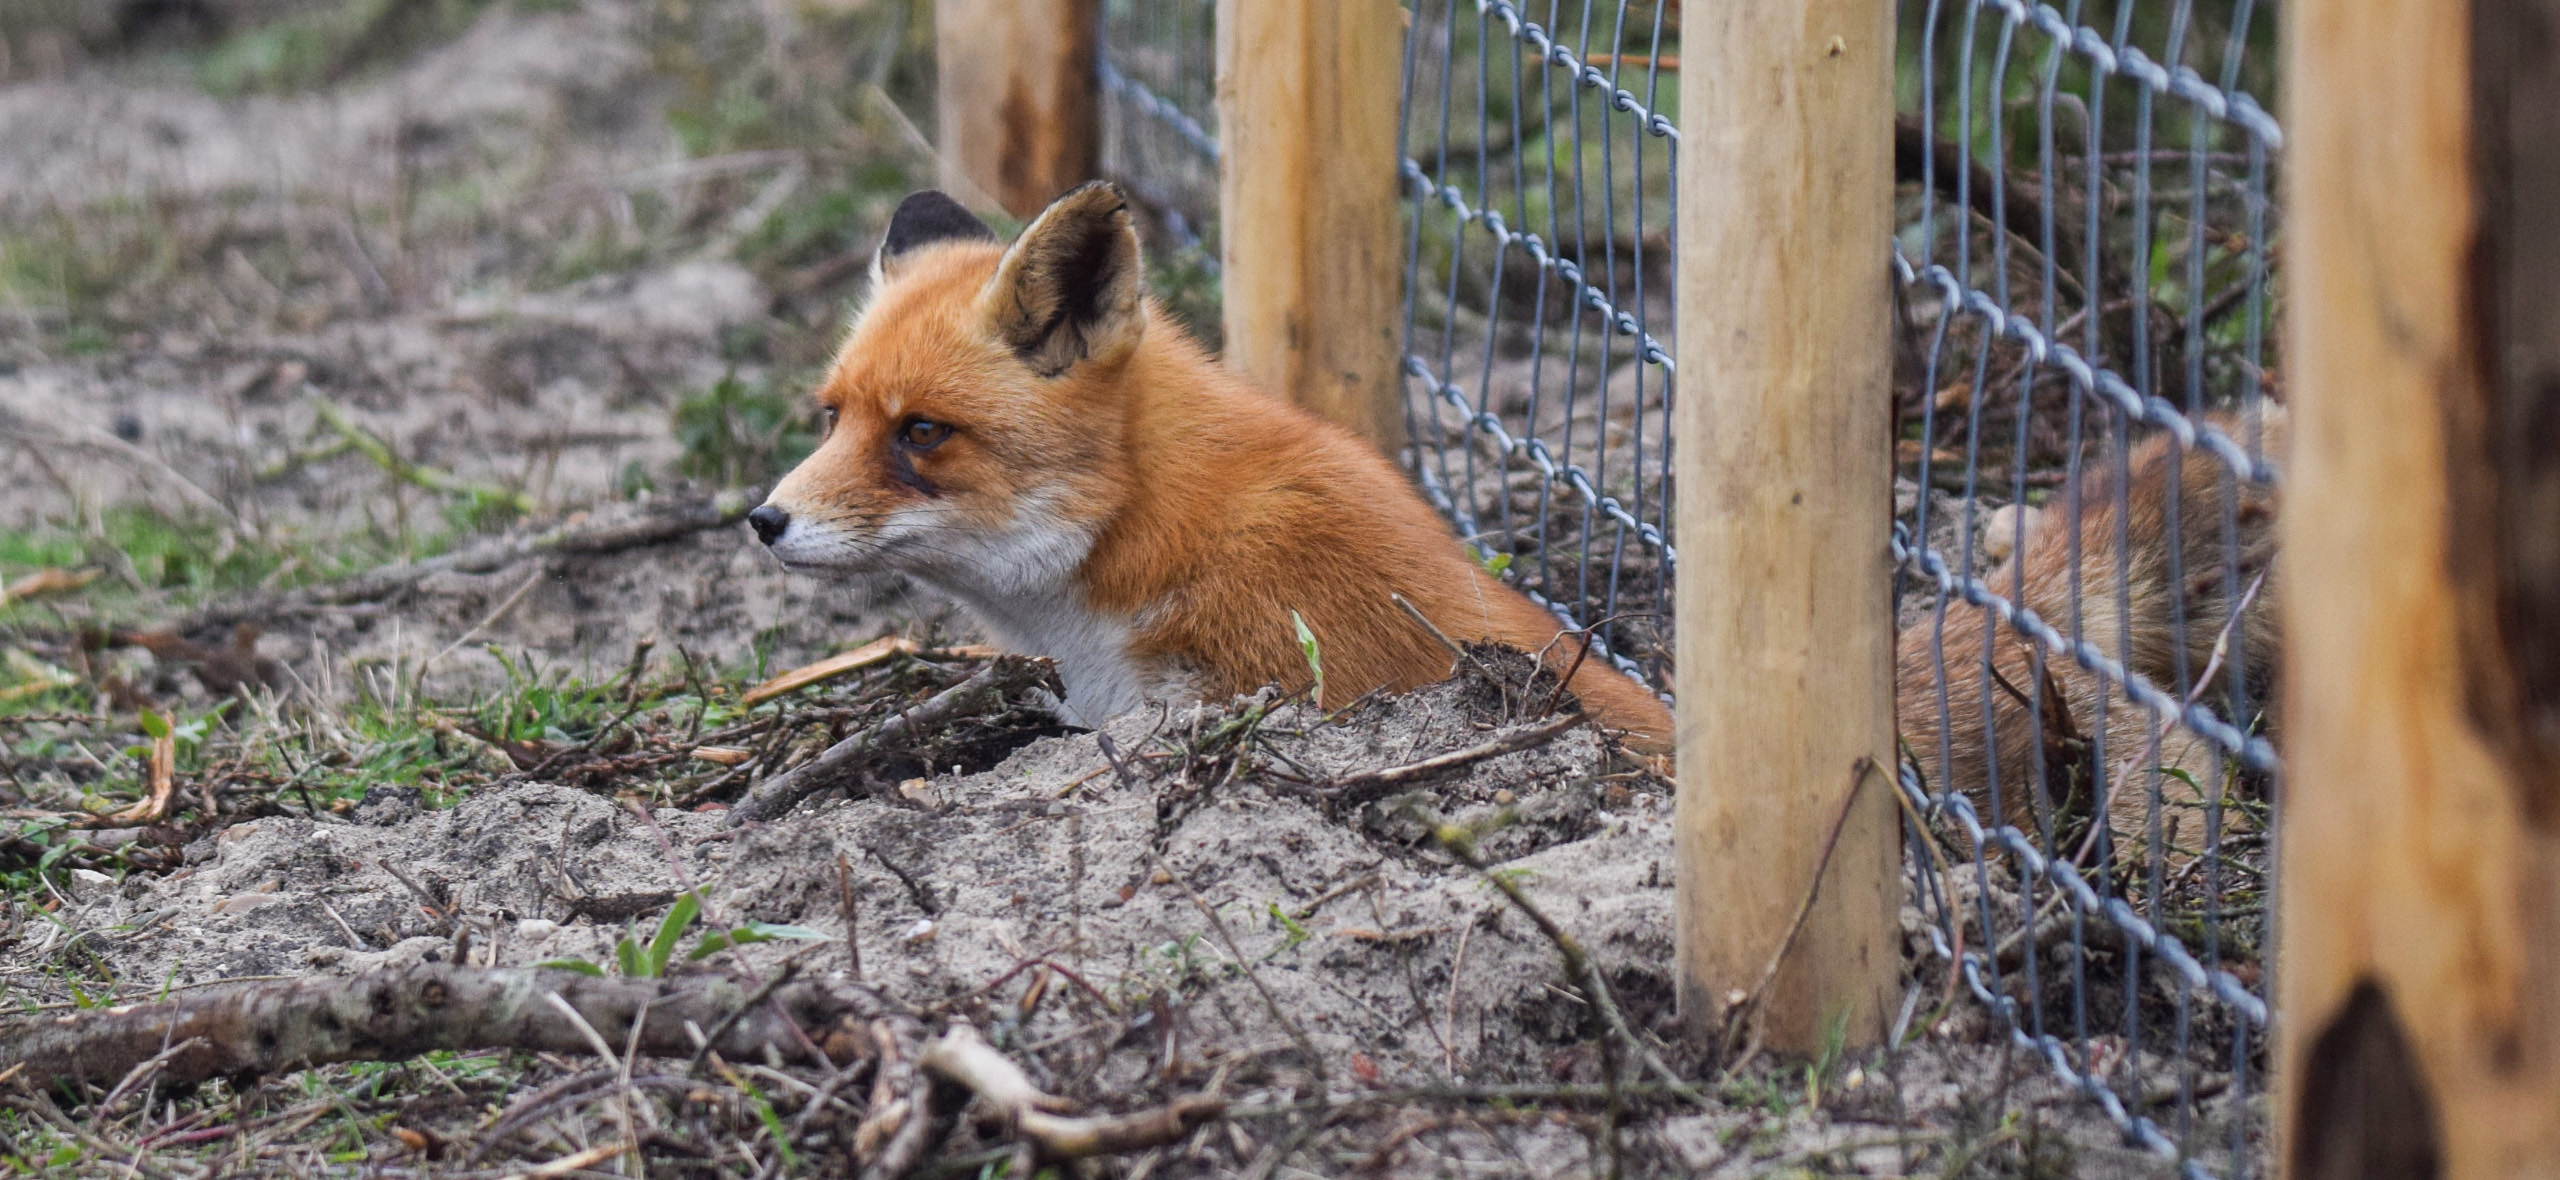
[211,893,285,915]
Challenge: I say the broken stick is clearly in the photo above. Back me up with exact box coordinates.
[918,1025,1224,1166]
[0,963,890,1089]
[743,638,1003,706]
[728,656,1057,825]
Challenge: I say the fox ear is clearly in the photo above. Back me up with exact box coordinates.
[985,181,1145,377]
[872,190,997,284]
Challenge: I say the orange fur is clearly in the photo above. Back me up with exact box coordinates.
[757,185,1671,751]
[1895,407,2286,860]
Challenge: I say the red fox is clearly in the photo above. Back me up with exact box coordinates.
[750,183,1673,751]
[1896,407,2286,862]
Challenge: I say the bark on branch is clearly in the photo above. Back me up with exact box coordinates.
[0,963,889,1089]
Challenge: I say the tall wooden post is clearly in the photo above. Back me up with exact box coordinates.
[2279,0,2560,1175]
[1213,0,1406,448]
[1673,3,1900,1050]
[935,0,1102,220]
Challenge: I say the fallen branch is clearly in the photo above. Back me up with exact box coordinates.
[178,488,760,634]
[729,656,1058,825]
[1893,113,2077,279]
[859,1068,946,1180]
[850,1020,917,1165]
[918,1025,1224,1168]
[92,623,288,700]
[0,963,890,1089]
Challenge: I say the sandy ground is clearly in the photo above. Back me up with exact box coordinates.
[0,3,2252,1176]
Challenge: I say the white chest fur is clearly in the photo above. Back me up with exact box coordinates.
[885,489,1175,729]
[945,586,1158,727]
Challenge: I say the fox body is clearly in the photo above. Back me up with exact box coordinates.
[1896,407,2286,862]
[752,184,1672,750]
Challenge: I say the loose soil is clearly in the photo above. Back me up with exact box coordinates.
[0,4,2241,1176]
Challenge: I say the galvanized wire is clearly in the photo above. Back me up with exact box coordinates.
[1397,0,1680,691]
[1897,2,2279,1175]
[1098,0,1220,262]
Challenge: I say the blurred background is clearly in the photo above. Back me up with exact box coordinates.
[0,0,988,689]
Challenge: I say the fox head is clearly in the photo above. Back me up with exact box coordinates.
[749,183,1148,598]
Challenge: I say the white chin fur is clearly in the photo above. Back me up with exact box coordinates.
[762,492,1166,727]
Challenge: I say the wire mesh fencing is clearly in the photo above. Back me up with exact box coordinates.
[1890,1,2281,1175]
[1098,0,1221,266]
[1097,0,2284,1173]
[1397,0,1678,693]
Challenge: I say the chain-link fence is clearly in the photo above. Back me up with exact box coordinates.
[1098,1,2283,1174]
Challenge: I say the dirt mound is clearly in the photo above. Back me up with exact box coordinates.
[43,668,1681,1092]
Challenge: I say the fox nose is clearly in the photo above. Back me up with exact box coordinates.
[748,506,790,546]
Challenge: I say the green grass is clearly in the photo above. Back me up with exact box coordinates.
[0,507,279,627]
[1147,245,1224,350]
[191,0,504,98]
[674,372,821,488]
[0,203,187,342]
[0,504,444,632]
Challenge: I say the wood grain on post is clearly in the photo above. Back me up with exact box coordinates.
[935,0,1102,220]
[2279,0,2560,1175]
[1673,3,1900,1051]
[1213,0,1406,447]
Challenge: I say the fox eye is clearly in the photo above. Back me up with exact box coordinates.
[900,418,953,450]
[819,406,840,437]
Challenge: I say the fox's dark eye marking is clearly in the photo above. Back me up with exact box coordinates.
[900,418,953,450]
[886,416,949,496]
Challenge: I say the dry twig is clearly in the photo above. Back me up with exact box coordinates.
[917,1025,1224,1169]
[1718,756,1882,1068]
[729,657,1056,824]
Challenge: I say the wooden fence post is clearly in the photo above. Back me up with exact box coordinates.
[1673,3,1901,1051]
[2279,0,2560,1175]
[1213,0,1406,448]
[935,0,1101,220]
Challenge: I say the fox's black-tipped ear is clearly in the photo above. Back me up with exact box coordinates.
[985,181,1145,377]
[872,190,997,283]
